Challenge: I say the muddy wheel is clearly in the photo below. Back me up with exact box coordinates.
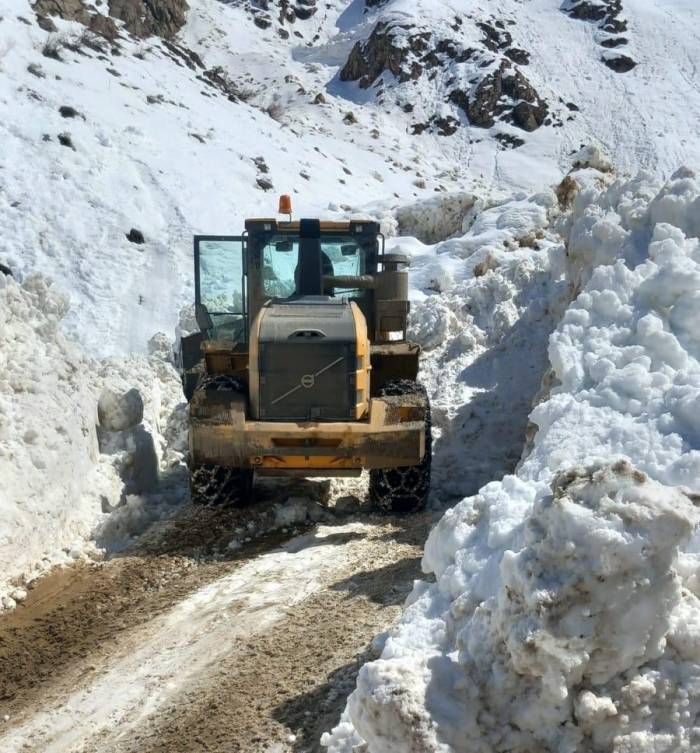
[189,374,252,507]
[189,464,254,507]
[369,379,432,514]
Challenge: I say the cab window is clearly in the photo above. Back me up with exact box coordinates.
[196,237,246,341]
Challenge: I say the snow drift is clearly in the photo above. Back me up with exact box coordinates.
[0,274,98,608]
[0,273,187,608]
[324,169,700,753]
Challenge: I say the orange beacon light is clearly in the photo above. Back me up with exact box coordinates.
[278,194,292,220]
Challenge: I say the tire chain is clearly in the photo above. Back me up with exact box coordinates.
[369,379,432,514]
[190,374,253,507]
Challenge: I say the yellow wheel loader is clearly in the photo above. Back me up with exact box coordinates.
[177,199,431,513]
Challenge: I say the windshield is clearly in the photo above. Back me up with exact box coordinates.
[261,235,367,299]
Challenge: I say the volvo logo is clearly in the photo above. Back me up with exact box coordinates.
[301,374,315,389]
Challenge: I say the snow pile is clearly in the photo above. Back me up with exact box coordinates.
[324,169,700,753]
[0,272,188,606]
[89,348,189,551]
[0,274,97,608]
[396,189,570,500]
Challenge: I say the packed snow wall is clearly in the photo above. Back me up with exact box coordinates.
[324,169,700,753]
[0,273,187,608]
[0,274,98,608]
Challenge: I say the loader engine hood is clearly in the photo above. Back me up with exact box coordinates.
[250,297,369,422]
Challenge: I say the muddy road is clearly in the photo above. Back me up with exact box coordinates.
[0,489,432,753]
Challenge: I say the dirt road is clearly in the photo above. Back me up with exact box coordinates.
[0,494,431,753]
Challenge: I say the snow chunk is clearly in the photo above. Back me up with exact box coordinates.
[98,387,145,432]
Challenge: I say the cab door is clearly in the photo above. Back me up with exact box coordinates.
[194,236,247,342]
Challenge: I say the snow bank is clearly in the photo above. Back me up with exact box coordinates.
[0,275,97,608]
[325,168,700,753]
[0,273,187,606]
[394,188,570,501]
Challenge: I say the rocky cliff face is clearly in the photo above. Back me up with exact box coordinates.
[33,0,188,39]
[340,12,551,140]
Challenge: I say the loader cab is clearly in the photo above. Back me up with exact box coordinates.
[244,218,382,334]
[192,219,388,344]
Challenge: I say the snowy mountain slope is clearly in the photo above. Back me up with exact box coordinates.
[1,0,699,358]
[324,167,700,753]
[0,0,465,355]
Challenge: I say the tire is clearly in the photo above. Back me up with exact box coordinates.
[189,374,253,507]
[369,379,432,514]
[189,464,254,507]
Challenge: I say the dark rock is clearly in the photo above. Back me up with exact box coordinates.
[477,21,512,52]
[42,37,64,60]
[59,105,81,118]
[252,156,269,173]
[0,262,13,277]
[256,177,274,191]
[450,61,547,131]
[27,63,45,78]
[562,0,632,65]
[57,132,75,149]
[126,228,145,244]
[32,0,183,39]
[313,92,326,104]
[36,14,58,31]
[600,36,628,48]
[565,101,580,111]
[564,0,608,22]
[495,132,525,149]
[253,13,271,29]
[603,53,636,72]
[504,47,529,65]
[511,101,544,131]
[163,41,203,70]
[33,0,119,38]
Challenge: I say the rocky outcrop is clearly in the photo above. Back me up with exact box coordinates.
[32,0,188,39]
[341,18,549,136]
[225,0,318,37]
[561,0,636,72]
[108,0,188,38]
[449,61,548,131]
[341,22,432,88]
[33,0,119,37]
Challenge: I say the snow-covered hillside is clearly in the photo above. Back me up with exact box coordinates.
[2,0,699,355]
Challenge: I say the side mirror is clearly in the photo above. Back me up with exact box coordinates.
[276,240,294,253]
[341,244,358,256]
[195,303,214,334]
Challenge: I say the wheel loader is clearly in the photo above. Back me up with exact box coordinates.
[177,197,431,512]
